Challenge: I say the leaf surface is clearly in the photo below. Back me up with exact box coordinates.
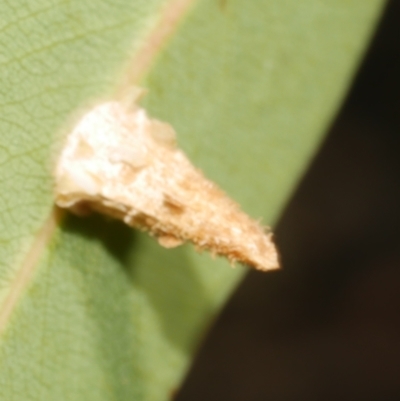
[0,0,384,400]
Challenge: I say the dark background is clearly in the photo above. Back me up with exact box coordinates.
[176,1,400,400]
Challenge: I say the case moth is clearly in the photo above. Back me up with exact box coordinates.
[55,90,279,271]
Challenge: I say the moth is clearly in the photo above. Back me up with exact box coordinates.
[54,89,279,271]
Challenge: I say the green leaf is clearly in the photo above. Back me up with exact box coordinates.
[0,0,384,399]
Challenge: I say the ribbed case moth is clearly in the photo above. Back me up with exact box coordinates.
[54,90,279,271]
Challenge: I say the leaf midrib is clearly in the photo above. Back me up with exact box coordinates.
[0,0,196,336]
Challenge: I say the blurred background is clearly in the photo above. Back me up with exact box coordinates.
[176,1,400,400]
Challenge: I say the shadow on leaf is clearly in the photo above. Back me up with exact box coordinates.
[62,211,214,357]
